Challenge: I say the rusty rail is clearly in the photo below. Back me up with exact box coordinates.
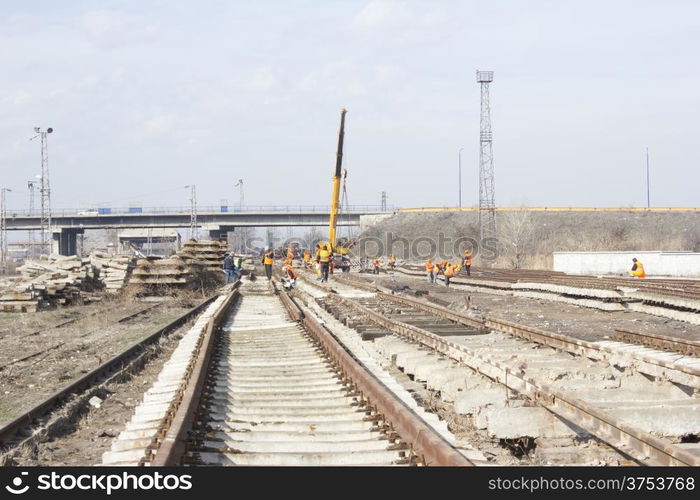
[331,293,700,466]
[613,328,700,357]
[151,287,240,466]
[275,285,472,466]
[0,295,219,446]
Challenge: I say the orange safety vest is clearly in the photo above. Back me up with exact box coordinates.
[303,251,311,262]
[425,261,433,272]
[374,259,380,267]
[445,265,455,277]
[319,249,331,263]
[464,253,472,266]
[388,255,396,264]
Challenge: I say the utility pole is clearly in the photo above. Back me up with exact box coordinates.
[476,71,496,241]
[381,191,387,211]
[458,147,464,208]
[646,147,650,209]
[1,187,11,273]
[31,127,53,255]
[27,180,37,259]
[235,179,244,211]
[185,184,198,240]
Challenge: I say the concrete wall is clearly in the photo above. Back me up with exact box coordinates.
[553,251,700,278]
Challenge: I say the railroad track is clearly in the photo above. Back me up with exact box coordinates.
[0,295,219,462]
[104,277,473,466]
[295,272,700,466]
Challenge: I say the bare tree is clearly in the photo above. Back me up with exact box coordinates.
[498,210,536,269]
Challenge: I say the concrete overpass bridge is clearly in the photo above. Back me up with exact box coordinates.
[3,205,392,255]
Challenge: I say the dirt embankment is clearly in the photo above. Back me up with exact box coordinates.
[358,211,700,269]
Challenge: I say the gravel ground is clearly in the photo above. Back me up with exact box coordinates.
[0,297,199,427]
[353,271,700,343]
[9,323,190,466]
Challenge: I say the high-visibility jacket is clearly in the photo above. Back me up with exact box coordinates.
[425,261,433,272]
[388,255,396,264]
[373,259,380,267]
[319,249,331,263]
[444,265,455,277]
[263,251,274,265]
[630,261,646,279]
[464,252,472,266]
[303,251,311,262]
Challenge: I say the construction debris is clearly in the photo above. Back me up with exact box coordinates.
[129,255,193,286]
[0,253,135,313]
[177,240,228,272]
[90,252,134,293]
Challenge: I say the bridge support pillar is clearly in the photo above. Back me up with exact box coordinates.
[52,228,84,256]
[202,224,235,242]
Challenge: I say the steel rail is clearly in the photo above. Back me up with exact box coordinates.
[274,283,473,466]
[151,287,240,466]
[613,328,700,357]
[0,295,219,445]
[331,274,700,382]
[330,293,700,466]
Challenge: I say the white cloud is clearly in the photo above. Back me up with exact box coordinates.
[79,10,158,49]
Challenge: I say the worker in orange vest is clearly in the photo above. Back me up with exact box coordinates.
[388,254,396,270]
[282,262,297,289]
[318,244,331,283]
[462,250,472,277]
[372,258,381,275]
[444,263,455,287]
[303,250,312,269]
[629,258,646,279]
[286,245,296,262]
[261,247,274,280]
[425,259,435,284]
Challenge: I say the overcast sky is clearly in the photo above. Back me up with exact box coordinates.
[1,0,698,211]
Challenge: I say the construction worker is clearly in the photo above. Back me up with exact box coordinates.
[318,244,331,283]
[388,253,396,270]
[303,250,312,269]
[444,263,455,287]
[373,258,381,275]
[287,245,296,262]
[262,246,274,280]
[223,253,235,284]
[233,255,243,280]
[282,262,297,289]
[425,259,435,283]
[462,250,472,277]
[629,258,646,279]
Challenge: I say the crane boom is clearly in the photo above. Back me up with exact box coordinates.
[328,107,347,252]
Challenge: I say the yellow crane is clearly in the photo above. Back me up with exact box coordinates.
[319,107,351,272]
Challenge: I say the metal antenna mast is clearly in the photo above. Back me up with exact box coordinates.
[185,184,198,240]
[1,187,11,273]
[476,71,496,241]
[27,180,37,259]
[31,127,53,255]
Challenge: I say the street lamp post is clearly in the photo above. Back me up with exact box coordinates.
[458,147,464,208]
[184,184,198,240]
[1,187,12,273]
